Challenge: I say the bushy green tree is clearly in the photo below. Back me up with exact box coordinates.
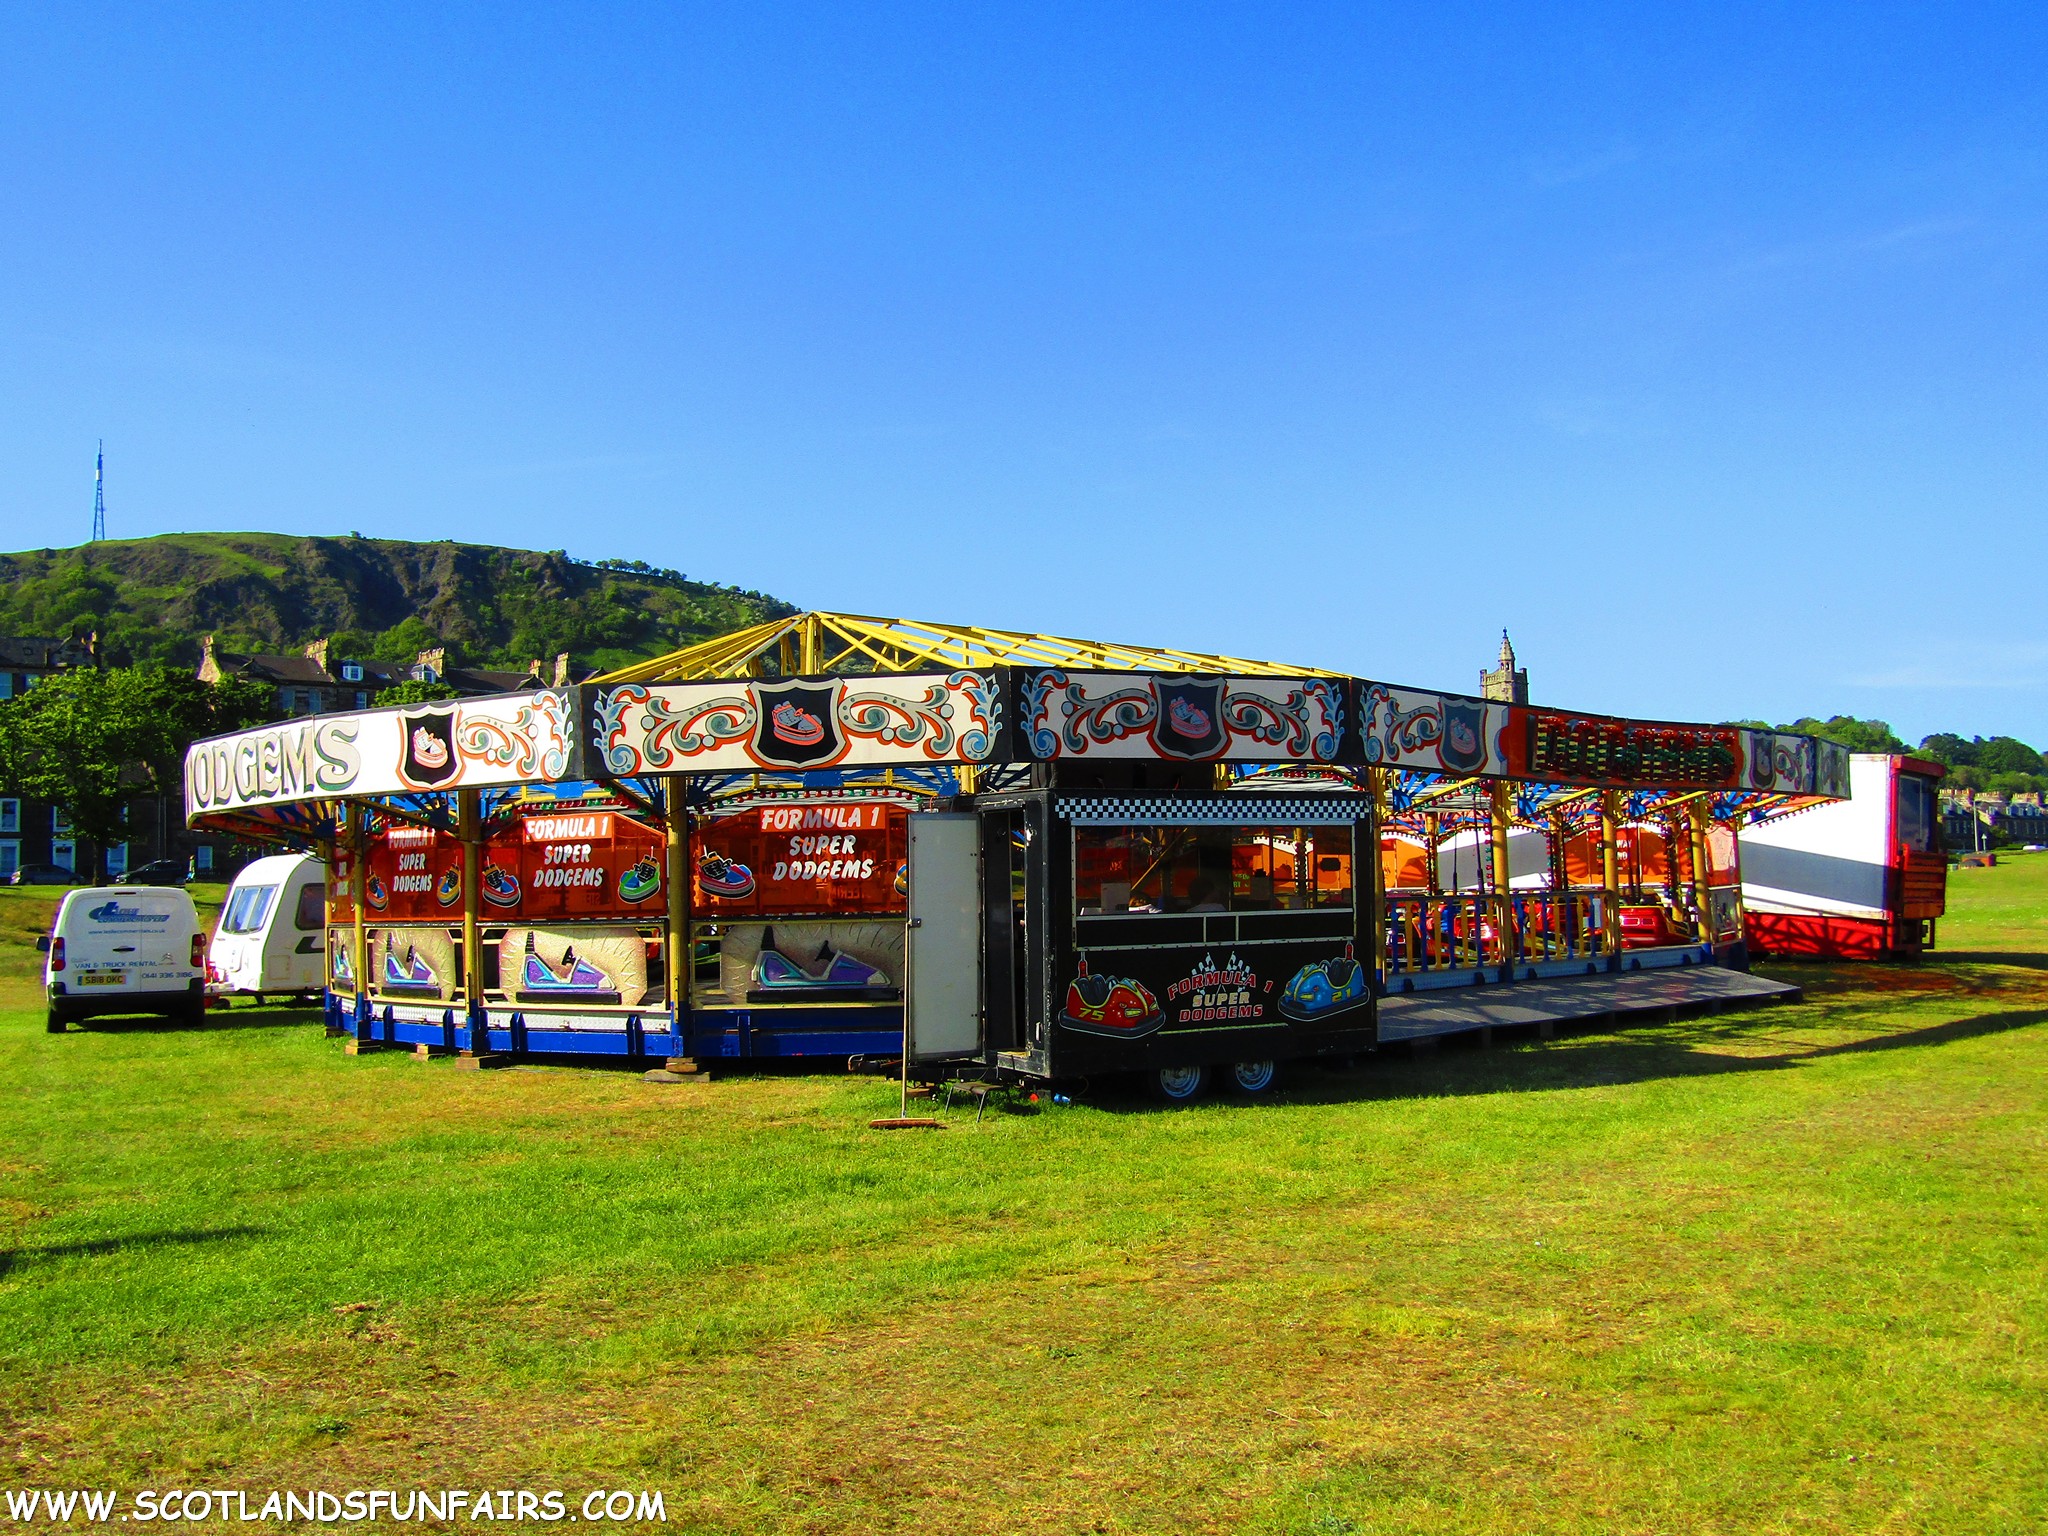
[375,678,461,706]
[0,666,272,881]
[1976,737,2044,776]
[1917,733,2045,797]
[1918,732,1974,766]
[370,616,440,666]
[1775,716,1909,754]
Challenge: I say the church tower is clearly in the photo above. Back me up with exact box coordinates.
[1480,630,1528,704]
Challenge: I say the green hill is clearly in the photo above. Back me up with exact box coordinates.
[0,533,796,674]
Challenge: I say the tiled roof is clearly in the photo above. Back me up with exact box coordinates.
[210,652,404,688]
[443,666,540,693]
[0,636,85,670]
[215,653,334,685]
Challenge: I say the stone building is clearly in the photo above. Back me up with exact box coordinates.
[196,636,561,717]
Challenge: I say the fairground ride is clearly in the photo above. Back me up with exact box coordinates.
[180,612,1849,1099]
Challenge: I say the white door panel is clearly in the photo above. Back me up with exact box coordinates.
[907,814,982,1061]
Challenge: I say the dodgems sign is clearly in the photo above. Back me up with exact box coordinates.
[184,690,577,820]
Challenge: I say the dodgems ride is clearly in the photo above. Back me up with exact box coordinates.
[174,610,1846,1094]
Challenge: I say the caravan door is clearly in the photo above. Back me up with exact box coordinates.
[906,813,981,1061]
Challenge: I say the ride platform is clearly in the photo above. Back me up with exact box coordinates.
[1376,965,1800,1042]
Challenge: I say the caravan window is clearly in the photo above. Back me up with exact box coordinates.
[221,884,280,934]
[295,883,326,930]
[1074,824,1353,916]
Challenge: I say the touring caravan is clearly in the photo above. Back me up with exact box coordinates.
[207,853,329,1002]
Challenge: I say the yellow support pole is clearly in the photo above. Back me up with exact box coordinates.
[1490,781,1515,967]
[1600,791,1622,959]
[1549,811,1570,960]
[1422,809,1441,970]
[665,776,689,1067]
[457,788,487,1059]
[1689,803,1715,943]
[1368,769,1390,982]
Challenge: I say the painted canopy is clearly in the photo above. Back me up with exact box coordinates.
[184,612,1849,838]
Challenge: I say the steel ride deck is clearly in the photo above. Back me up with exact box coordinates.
[1376,965,1801,1042]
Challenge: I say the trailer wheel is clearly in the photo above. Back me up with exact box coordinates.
[1151,1064,1208,1104]
[1225,1060,1278,1096]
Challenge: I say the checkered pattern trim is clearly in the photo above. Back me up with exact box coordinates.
[1056,795,1369,826]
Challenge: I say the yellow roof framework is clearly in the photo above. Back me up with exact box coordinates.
[596,611,1342,684]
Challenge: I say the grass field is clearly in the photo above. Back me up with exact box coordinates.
[2,861,2045,1533]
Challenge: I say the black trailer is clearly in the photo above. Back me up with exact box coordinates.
[906,768,1379,1100]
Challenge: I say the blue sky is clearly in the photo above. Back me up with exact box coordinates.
[3,3,2044,744]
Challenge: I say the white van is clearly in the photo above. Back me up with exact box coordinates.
[208,853,328,1003]
[42,886,207,1032]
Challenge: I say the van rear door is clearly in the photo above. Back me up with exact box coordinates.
[62,889,196,996]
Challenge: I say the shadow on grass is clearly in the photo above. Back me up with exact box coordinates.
[1924,951,2048,970]
[1273,1003,2048,1107]
[1063,1000,2048,1112]
[77,1007,323,1035]
[0,1226,267,1277]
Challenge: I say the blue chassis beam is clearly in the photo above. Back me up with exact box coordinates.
[335,993,903,1063]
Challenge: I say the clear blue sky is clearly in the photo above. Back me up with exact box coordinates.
[3,4,2043,745]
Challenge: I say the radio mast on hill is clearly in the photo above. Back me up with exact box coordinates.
[91,441,106,542]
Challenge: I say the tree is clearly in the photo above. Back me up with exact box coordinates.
[1976,736,2044,776]
[370,616,441,667]
[1776,716,1908,754]
[375,677,461,706]
[0,665,272,882]
[1917,732,1974,766]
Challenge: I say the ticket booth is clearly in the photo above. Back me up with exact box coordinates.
[900,769,1379,1100]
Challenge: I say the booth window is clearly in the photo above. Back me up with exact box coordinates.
[1896,775,1939,854]
[1075,824,1353,916]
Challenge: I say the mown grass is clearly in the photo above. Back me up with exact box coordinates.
[1,865,2045,1532]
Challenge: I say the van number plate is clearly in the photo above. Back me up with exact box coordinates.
[78,971,128,987]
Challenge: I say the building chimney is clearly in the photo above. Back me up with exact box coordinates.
[553,652,571,686]
[414,646,447,683]
[304,637,331,672]
[197,634,219,683]
[1480,629,1528,704]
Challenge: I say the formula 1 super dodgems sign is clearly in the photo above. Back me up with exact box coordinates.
[184,690,576,819]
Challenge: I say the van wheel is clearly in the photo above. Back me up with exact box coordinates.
[1226,1060,1279,1096]
[45,1009,66,1034]
[1151,1064,1208,1103]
